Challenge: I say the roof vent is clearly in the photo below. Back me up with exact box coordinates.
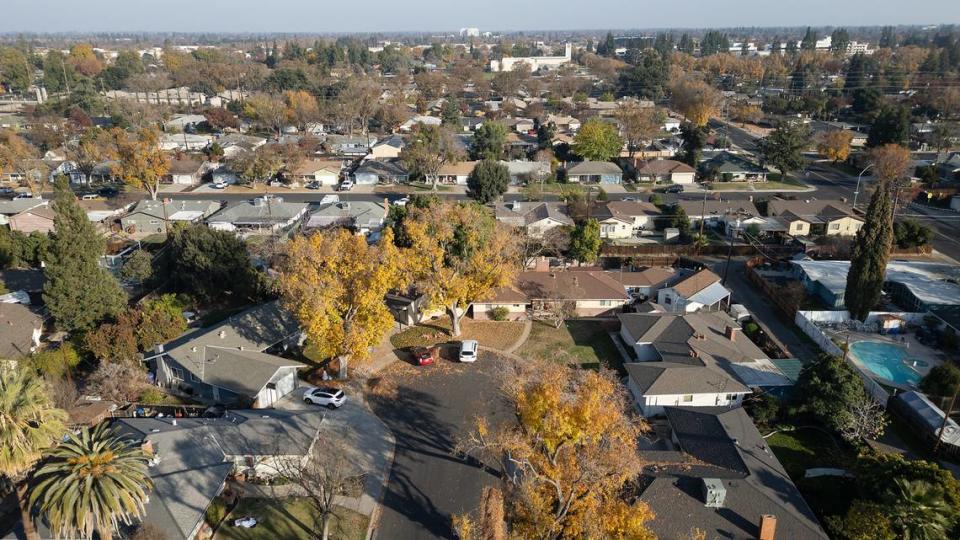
[701,478,726,508]
[219,330,227,339]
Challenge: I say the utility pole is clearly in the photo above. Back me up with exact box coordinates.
[697,185,709,254]
[721,212,742,286]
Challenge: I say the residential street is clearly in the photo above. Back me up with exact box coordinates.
[368,352,512,540]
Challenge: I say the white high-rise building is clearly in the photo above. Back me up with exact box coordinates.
[460,27,480,38]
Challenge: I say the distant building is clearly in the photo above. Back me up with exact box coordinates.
[490,44,572,73]
[459,27,480,38]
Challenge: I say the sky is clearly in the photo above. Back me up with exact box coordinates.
[1,0,957,34]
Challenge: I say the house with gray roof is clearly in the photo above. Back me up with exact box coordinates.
[639,406,828,539]
[500,160,551,185]
[657,268,731,313]
[565,160,623,184]
[305,200,388,235]
[0,198,48,227]
[700,151,769,182]
[352,159,409,185]
[120,199,222,235]
[494,201,573,238]
[207,197,308,235]
[144,301,305,408]
[112,407,324,540]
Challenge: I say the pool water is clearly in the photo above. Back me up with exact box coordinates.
[848,341,923,386]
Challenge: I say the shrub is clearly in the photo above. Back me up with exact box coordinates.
[490,307,510,321]
[138,387,165,405]
[744,321,760,337]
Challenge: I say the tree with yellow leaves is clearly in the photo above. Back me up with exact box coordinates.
[817,130,854,163]
[0,130,42,195]
[284,90,320,131]
[670,76,722,127]
[112,127,170,200]
[457,360,656,540]
[279,228,404,378]
[402,201,518,337]
[244,93,287,139]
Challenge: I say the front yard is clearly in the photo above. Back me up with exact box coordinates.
[389,318,527,352]
[213,497,367,540]
[517,320,624,372]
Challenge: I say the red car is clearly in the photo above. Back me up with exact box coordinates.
[411,346,434,366]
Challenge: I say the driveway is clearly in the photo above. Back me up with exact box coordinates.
[368,352,512,540]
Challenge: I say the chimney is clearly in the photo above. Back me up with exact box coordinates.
[141,439,154,456]
[758,515,777,540]
[725,325,739,342]
[534,257,550,272]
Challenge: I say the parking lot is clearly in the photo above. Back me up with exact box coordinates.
[368,351,512,540]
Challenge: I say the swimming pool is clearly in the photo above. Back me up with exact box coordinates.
[848,341,923,386]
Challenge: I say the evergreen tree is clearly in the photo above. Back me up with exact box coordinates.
[471,121,507,161]
[679,123,707,167]
[758,121,812,178]
[569,219,601,263]
[467,160,510,204]
[845,179,893,320]
[800,27,818,50]
[440,97,461,127]
[868,106,910,147]
[43,179,125,332]
[879,26,897,49]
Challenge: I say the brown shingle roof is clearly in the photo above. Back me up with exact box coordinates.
[610,267,677,287]
[671,269,722,297]
[637,159,695,175]
[484,270,630,303]
[167,156,205,175]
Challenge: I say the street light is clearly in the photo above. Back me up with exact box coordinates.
[853,163,873,211]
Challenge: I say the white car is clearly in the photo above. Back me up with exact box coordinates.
[303,387,346,409]
[338,180,354,192]
[319,194,340,205]
[212,181,228,189]
[459,340,478,363]
[392,197,410,206]
[13,193,35,199]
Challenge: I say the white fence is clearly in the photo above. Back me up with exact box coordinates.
[795,310,893,405]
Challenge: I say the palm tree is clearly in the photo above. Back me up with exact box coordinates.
[30,423,153,540]
[0,367,67,540]
[882,478,957,540]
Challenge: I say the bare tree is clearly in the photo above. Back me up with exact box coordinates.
[837,394,888,444]
[278,441,364,540]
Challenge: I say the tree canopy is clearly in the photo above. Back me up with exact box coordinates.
[467,159,510,204]
[758,121,811,177]
[845,179,893,321]
[572,119,622,162]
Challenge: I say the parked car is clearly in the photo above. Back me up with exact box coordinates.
[212,181,228,189]
[319,194,340,204]
[392,196,410,206]
[305,181,321,190]
[13,192,35,199]
[621,196,637,202]
[458,340,478,363]
[303,386,346,409]
[268,180,284,187]
[410,346,434,366]
[338,180,354,191]
[202,404,226,418]
[98,186,119,197]
[80,194,99,200]
[664,184,684,193]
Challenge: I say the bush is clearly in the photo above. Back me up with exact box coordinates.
[745,392,780,426]
[744,321,760,337]
[138,387,165,405]
[490,306,510,321]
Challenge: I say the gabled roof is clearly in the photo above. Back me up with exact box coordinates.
[701,151,766,174]
[306,201,387,230]
[639,407,829,540]
[207,199,308,225]
[608,267,676,287]
[167,156,205,175]
[494,202,573,227]
[292,158,343,176]
[625,362,750,395]
[484,270,630,303]
[0,303,41,358]
[437,161,478,176]
[126,199,221,221]
[671,268,722,297]
[566,160,622,175]
[637,159,695,175]
[767,199,859,222]
[618,311,768,366]
[355,159,408,177]
[373,134,406,150]
[593,200,662,222]
[676,199,760,219]
[0,199,47,216]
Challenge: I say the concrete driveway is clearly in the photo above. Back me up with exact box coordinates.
[368,352,512,540]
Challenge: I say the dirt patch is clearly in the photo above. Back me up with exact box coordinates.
[390,319,526,351]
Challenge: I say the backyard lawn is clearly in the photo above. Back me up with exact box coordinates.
[517,320,624,372]
[389,318,527,352]
[214,497,367,540]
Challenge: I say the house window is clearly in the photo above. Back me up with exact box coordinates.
[171,367,184,380]
[725,394,738,401]
[600,300,612,307]
[190,373,202,383]
[149,220,160,225]
[681,395,694,403]
[830,223,840,230]
[664,296,672,305]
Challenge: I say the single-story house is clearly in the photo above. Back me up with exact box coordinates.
[164,113,208,131]
[399,115,442,132]
[112,407,324,540]
[635,159,696,184]
[472,270,631,320]
[290,159,343,186]
[324,135,374,157]
[494,201,573,238]
[352,160,409,185]
[78,199,133,224]
[767,199,864,238]
[701,151,769,182]
[7,205,55,234]
[657,268,732,313]
[217,133,267,159]
[592,201,662,239]
[565,161,623,184]
[0,303,42,358]
[369,135,407,159]
[638,406,829,539]
[145,301,305,408]
[427,161,478,185]
[0,199,48,228]
[500,160,551,185]
[633,140,679,160]
[163,156,209,186]
[304,200,388,235]
[676,200,761,229]
[160,133,214,152]
[616,266,677,299]
[120,200,222,235]
[545,114,581,132]
[207,197,308,235]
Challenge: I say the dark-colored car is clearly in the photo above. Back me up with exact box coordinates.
[664,184,684,193]
[202,404,226,418]
[98,186,119,198]
[410,346,434,366]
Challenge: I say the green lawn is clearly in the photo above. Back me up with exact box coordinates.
[766,425,852,479]
[214,497,367,540]
[389,319,527,352]
[518,320,625,372]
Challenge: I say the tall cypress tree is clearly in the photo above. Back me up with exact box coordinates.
[845,179,893,321]
[43,178,126,332]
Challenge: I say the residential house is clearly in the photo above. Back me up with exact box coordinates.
[0,303,42,358]
[305,200,388,235]
[505,132,539,156]
[164,155,208,185]
[145,301,305,408]
[324,135,374,157]
[352,160,409,185]
[657,268,732,313]
[164,113,208,131]
[399,115,442,132]
[369,135,407,159]
[616,266,677,299]
[78,199,133,225]
[472,270,631,320]
[565,161,623,184]
[160,133,214,152]
[638,406,829,539]
[112,407,324,540]
[767,199,863,237]
[500,160,551,185]
[207,197,308,235]
[217,133,266,159]
[494,201,573,238]
[545,114,581,132]
[427,161,478,185]
[619,310,781,415]
[0,199,48,228]
[635,159,696,184]
[634,140,679,160]
[593,201,662,239]
[291,158,343,186]
[120,200,222,235]
[8,205,55,234]
[938,152,960,182]
[701,151,769,182]
[676,200,761,230]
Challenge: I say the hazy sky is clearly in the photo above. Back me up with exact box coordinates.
[1,0,956,34]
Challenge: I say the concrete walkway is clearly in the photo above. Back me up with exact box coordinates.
[503,320,533,354]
